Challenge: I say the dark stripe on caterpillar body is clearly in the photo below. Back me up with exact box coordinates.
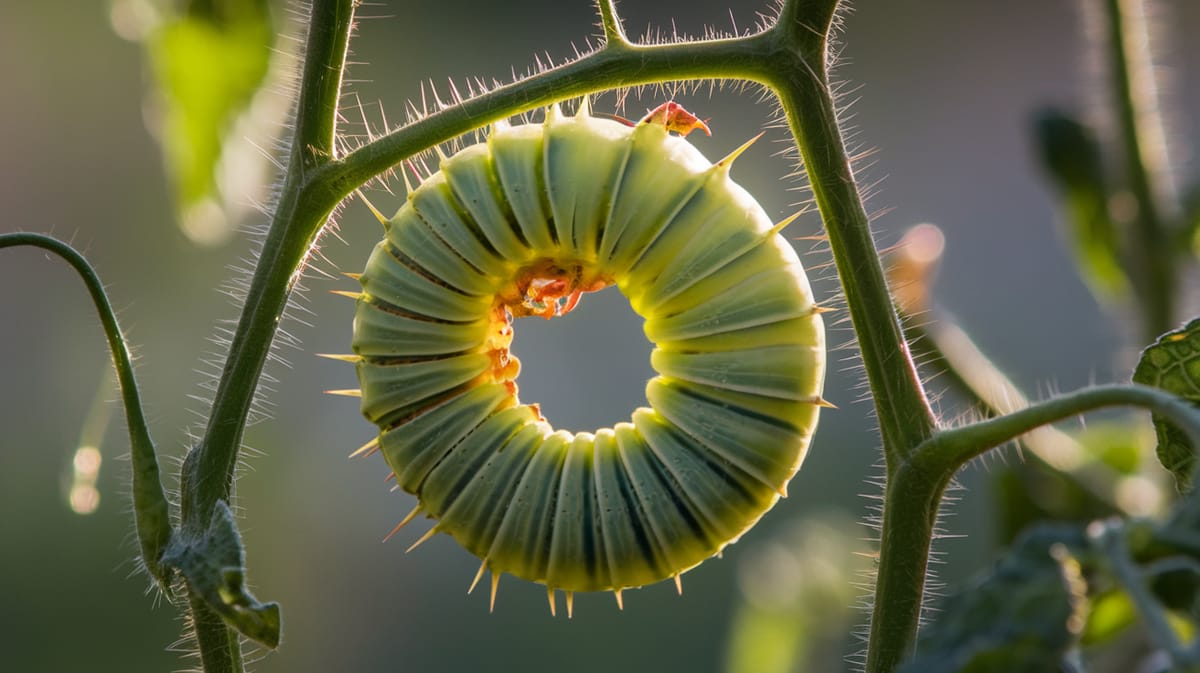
[341,100,827,613]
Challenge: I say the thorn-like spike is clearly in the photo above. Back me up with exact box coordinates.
[330,290,364,301]
[324,389,363,397]
[489,572,501,613]
[716,132,765,170]
[405,525,439,553]
[766,211,804,238]
[674,574,683,595]
[778,482,789,497]
[576,95,591,118]
[614,589,624,611]
[546,103,563,123]
[382,504,422,542]
[401,163,415,195]
[468,558,488,594]
[547,587,557,617]
[384,472,396,482]
[813,396,838,409]
[348,437,379,458]
[341,271,363,281]
[566,591,574,619]
[317,353,363,363]
[356,189,389,225]
[811,305,837,314]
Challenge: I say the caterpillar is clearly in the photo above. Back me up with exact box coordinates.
[329,100,828,617]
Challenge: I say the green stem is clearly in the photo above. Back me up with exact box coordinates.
[1095,520,1200,671]
[325,36,777,195]
[902,310,1133,514]
[763,20,937,465]
[0,233,172,586]
[1104,0,1175,339]
[865,462,952,673]
[176,1,354,670]
[189,594,245,673]
[915,384,1200,472]
[762,7,942,670]
[181,0,354,530]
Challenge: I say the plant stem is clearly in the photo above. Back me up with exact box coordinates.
[0,234,172,585]
[764,33,937,466]
[176,1,355,669]
[763,8,940,671]
[903,310,1136,514]
[325,36,777,194]
[916,384,1200,471]
[1095,520,1200,672]
[190,594,245,673]
[1104,0,1176,339]
[181,0,354,530]
[865,462,951,673]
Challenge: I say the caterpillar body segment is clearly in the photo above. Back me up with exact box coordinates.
[349,101,827,607]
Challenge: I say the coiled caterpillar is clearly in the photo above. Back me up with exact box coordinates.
[331,100,827,616]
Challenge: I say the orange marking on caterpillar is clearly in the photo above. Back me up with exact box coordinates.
[641,101,712,137]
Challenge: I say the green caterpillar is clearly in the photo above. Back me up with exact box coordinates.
[330,100,827,616]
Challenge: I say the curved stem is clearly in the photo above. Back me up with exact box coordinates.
[0,233,172,585]
[865,383,1200,672]
[914,384,1200,473]
[324,34,776,196]
[904,310,1135,514]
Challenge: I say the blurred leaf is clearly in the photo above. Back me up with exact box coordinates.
[993,420,1153,544]
[145,0,273,241]
[163,500,280,648]
[899,525,1090,673]
[1081,590,1136,645]
[1033,109,1128,301]
[725,516,867,673]
[996,462,1113,544]
[1133,318,1200,493]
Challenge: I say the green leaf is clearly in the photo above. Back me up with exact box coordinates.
[898,525,1090,673]
[144,0,273,243]
[1081,590,1137,645]
[1033,109,1128,301]
[1133,318,1200,493]
[163,500,280,648]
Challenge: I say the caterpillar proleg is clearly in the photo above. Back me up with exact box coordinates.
[340,100,827,611]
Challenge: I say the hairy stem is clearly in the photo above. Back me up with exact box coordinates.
[763,17,938,465]
[190,593,245,673]
[866,462,951,673]
[1104,0,1176,339]
[175,0,355,668]
[0,233,172,585]
[760,11,942,672]
[182,0,354,530]
[903,310,1134,514]
[915,384,1200,472]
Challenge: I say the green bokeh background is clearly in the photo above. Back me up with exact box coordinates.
[2,1,1198,671]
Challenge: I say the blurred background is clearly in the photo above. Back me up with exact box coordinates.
[1,0,1198,671]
